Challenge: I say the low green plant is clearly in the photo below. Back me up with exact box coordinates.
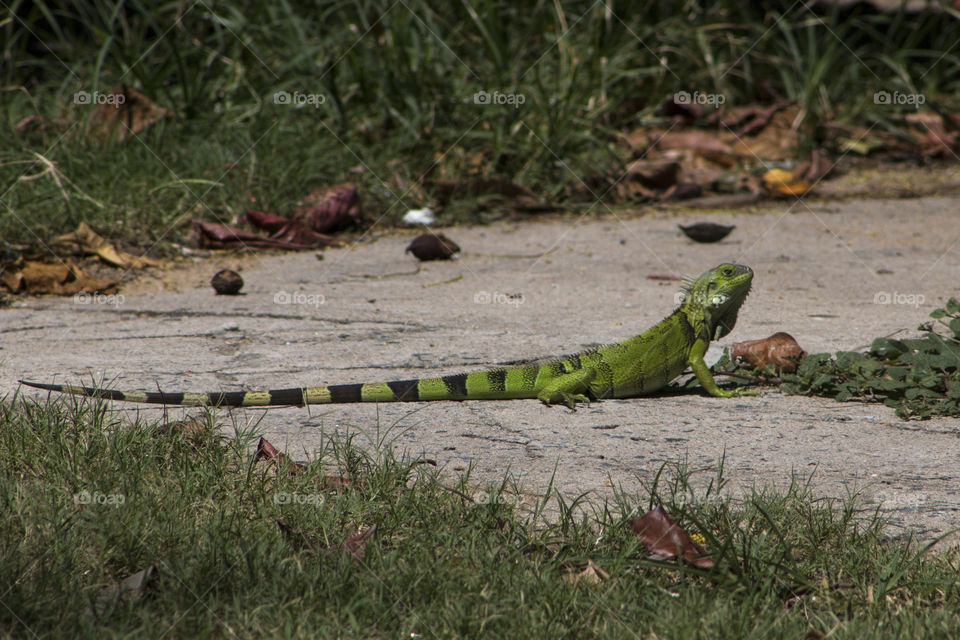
[714,298,960,420]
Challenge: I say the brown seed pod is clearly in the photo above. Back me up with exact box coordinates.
[211,269,244,295]
[678,222,735,243]
[405,233,461,261]
[730,332,807,373]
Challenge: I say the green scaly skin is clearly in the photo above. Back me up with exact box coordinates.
[21,263,756,409]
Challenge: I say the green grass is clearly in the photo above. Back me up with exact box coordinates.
[2,396,959,638]
[3,1,960,248]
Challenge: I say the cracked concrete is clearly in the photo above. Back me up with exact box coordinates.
[4,196,960,542]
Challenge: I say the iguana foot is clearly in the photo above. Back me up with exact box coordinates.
[537,390,591,409]
[711,387,759,398]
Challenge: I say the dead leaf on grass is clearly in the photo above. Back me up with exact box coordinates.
[52,222,161,269]
[562,560,610,585]
[193,219,337,250]
[292,182,364,233]
[86,85,171,141]
[628,506,714,569]
[333,525,377,562]
[247,210,340,248]
[254,437,306,475]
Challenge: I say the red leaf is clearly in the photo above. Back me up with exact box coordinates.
[292,183,364,233]
[628,506,714,569]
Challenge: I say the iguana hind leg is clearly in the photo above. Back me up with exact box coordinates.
[536,368,597,409]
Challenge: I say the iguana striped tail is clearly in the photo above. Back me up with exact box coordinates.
[20,365,550,407]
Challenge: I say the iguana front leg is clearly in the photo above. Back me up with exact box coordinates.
[688,339,757,398]
[537,368,597,409]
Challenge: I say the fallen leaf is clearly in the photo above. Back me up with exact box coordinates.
[334,525,377,562]
[292,183,364,233]
[624,159,682,190]
[649,130,740,167]
[732,101,793,137]
[247,210,340,248]
[562,560,610,585]
[628,506,714,569]
[762,168,812,196]
[53,222,161,269]
[0,258,118,295]
[678,222,735,243]
[86,85,171,141]
[406,233,460,261]
[731,332,807,373]
[254,437,306,475]
[193,219,337,250]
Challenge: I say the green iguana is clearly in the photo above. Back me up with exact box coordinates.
[21,263,756,408]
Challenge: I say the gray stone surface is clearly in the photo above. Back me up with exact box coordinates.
[5,197,959,540]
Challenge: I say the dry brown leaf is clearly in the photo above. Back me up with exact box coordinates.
[53,222,161,269]
[247,210,340,248]
[193,219,337,250]
[334,525,377,562]
[0,258,118,295]
[292,183,364,233]
[652,131,740,167]
[87,85,171,141]
[254,437,306,475]
[731,332,807,373]
[628,506,714,569]
[562,560,610,585]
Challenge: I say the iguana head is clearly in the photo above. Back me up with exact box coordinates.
[680,263,753,340]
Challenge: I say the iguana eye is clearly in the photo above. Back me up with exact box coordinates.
[722,267,733,276]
